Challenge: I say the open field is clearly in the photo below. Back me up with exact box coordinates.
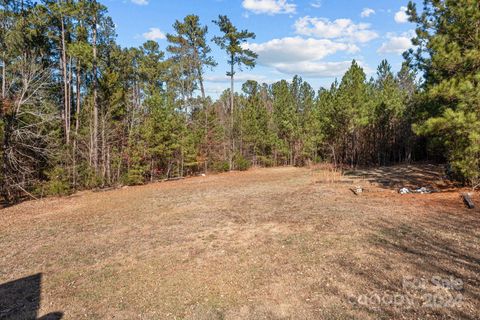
[1,166,479,319]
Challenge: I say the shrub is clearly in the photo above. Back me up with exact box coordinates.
[257,155,274,167]
[235,154,251,171]
[212,160,229,172]
[44,167,71,196]
[122,167,145,186]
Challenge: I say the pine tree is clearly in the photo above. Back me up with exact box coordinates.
[167,15,216,101]
[373,60,405,164]
[337,60,369,165]
[0,0,427,203]
[212,15,257,169]
[271,80,296,165]
[407,0,480,186]
[241,80,270,165]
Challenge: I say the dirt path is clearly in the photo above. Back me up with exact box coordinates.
[1,167,479,319]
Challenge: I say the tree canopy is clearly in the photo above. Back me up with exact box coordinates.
[1,0,478,204]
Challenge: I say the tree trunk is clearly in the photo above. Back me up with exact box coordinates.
[68,56,72,141]
[92,11,99,173]
[197,66,209,173]
[204,104,208,173]
[1,114,12,202]
[107,145,111,185]
[101,113,106,185]
[229,56,234,170]
[60,13,70,144]
[197,66,206,100]
[1,53,5,100]
[73,63,81,188]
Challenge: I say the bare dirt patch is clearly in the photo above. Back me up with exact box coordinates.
[1,166,479,319]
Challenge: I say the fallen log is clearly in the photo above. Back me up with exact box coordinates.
[462,193,475,209]
[162,176,185,182]
[93,186,117,193]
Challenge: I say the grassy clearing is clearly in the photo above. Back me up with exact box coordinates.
[0,166,479,319]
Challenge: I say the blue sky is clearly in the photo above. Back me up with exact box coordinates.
[103,0,417,96]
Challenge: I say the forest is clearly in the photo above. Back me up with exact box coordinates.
[0,0,479,203]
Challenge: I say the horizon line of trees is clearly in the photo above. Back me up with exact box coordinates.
[1,0,479,204]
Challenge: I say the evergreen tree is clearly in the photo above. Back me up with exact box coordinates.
[373,60,405,164]
[407,0,480,186]
[241,80,270,165]
[0,0,435,204]
[212,15,257,169]
[337,60,369,165]
[167,15,216,101]
[271,80,296,165]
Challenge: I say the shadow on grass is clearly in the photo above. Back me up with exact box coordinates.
[0,274,63,320]
[337,211,480,319]
[0,199,15,210]
[344,164,456,191]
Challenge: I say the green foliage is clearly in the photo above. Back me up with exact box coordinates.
[167,14,216,99]
[212,15,258,74]
[212,160,230,172]
[122,167,145,186]
[77,164,102,189]
[339,60,369,127]
[122,141,147,185]
[406,0,480,185]
[234,154,250,171]
[7,0,470,204]
[257,155,274,168]
[44,167,71,196]
[415,109,480,186]
[241,80,271,159]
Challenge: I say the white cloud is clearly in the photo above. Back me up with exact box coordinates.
[310,1,321,8]
[142,28,166,41]
[378,31,414,54]
[272,61,353,77]
[131,0,148,5]
[243,37,359,77]
[394,6,409,23]
[294,16,378,43]
[245,37,358,63]
[242,0,296,15]
[361,8,375,18]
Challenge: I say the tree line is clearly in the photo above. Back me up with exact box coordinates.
[0,0,478,203]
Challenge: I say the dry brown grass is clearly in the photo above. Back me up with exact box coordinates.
[0,166,479,319]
